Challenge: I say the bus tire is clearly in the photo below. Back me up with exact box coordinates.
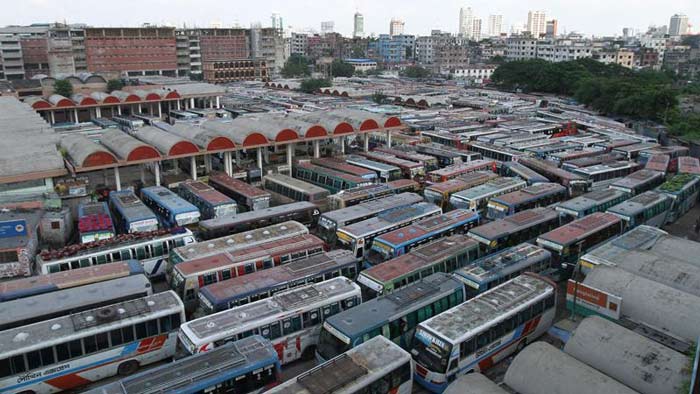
[301,345,316,361]
[117,360,140,376]
[17,390,35,394]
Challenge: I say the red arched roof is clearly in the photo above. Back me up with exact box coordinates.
[275,129,299,142]
[206,136,236,151]
[360,119,380,131]
[283,84,289,89]
[79,97,98,106]
[103,95,120,104]
[126,146,161,161]
[145,93,161,101]
[169,141,199,156]
[83,151,118,167]
[31,100,51,109]
[332,90,340,96]
[334,122,354,135]
[341,92,349,97]
[405,98,416,106]
[55,98,74,107]
[264,82,270,87]
[243,133,269,147]
[323,89,332,95]
[164,91,181,99]
[417,99,429,108]
[305,125,327,138]
[384,117,402,128]
[123,94,140,103]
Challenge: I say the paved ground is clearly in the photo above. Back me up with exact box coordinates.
[663,202,700,241]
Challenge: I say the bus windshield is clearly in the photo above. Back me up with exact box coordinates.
[317,324,352,360]
[412,328,451,373]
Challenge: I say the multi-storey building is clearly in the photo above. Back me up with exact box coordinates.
[669,14,690,37]
[593,48,634,68]
[535,38,593,62]
[487,15,503,37]
[290,32,308,56]
[353,12,364,38]
[368,34,415,64]
[202,58,267,83]
[505,35,538,60]
[415,30,451,65]
[527,11,547,38]
[390,19,405,36]
[0,34,24,80]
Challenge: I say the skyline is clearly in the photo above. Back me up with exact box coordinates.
[3,0,698,37]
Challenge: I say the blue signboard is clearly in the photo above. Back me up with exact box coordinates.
[0,220,28,238]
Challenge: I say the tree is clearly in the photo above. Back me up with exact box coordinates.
[53,79,73,97]
[372,90,387,104]
[490,55,506,65]
[299,78,331,94]
[106,79,124,93]
[281,54,311,78]
[402,65,430,79]
[331,60,355,78]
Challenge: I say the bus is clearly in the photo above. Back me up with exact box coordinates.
[0,291,185,394]
[345,156,402,183]
[555,188,630,221]
[638,145,689,169]
[0,275,152,331]
[656,173,700,223]
[78,202,115,244]
[198,202,320,240]
[86,336,280,394]
[373,147,439,171]
[170,234,326,311]
[644,154,671,174]
[357,235,480,300]
[112,115,145,130]
[609,169,665,196]
[267,336,413,394]
[371,210,481,261]
[317,193,423,243]
[449,177,527,214]
[316,273,464,362]
[500,161,549,185]
[198,250,359,314]
[467,142,522,162]
[486,183,568,220]
[357,151,425,179]
[178,277,361,364]
[571,161,644,189]
[467,208,561,254]
[536,212,624,273]
[677,156,700,176]
[0,260,144,302]
[108,190,159,233]
[208,173,271,212]
[327,179,420,211]
[611,142,659,160]
[560,153,622,172]
[546,149,606,167]
[177,180,237,220]
[36,228,196,278]
[454,243,552,298]
[415,145,463,167]
[427,160,496,183]
[424,172,498,210]
[295,163,374,193]
[263,173,330,205]
[337,203,442,259]
[140,186,200,228]
[411,273,557,393]
[606,191,672,229]
[421,130,470,150]
[517,157,590,197]
[312,158,378,181]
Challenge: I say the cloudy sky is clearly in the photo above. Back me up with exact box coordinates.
[3,0,698,37]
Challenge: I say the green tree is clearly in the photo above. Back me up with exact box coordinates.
[372,90,387,104]
[490,55,506,64]
[299,78,331,94]
[281,54,311,78]
[331,60,355,77]
[53,79,73,97]
[106,79,124,93]
[402,65,430,79]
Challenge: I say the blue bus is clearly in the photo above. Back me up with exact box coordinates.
[177,180,238,220]
[140,186,201,228]
[84,336,280,394]
[500,161,549,185]
[108,190,159,233]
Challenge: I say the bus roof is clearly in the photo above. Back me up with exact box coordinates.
[321,193,423,224]
[426,179,472,194]
[639,145,689,156]
[78,202,113,233]
[346,156,401,172]
[209,173,271,199]
[200,202,317,230]
[502,162,548,182]
[572,161,642,176]
[456,243,551,284]
[338,202,441,238]
[606,191,669,218]
[612,142,659,154]
[330,179,417,202]
[609,169,664,190]
[264,173,330,195]
[109,190,156,221]
[312,158,376,178]
[374,209,479,247]
[428,160,495,177]
[468,208,559,242]
[490,182,566,206]
[298,162,369,183]
[658,173,700,194]
[537,212,621,247]
[358,152,423,169]
[141,186,198,214]
[557,189,628,213]
[678,156,700,175]
[180,180,236,205]
[452,177,526,201]
[373,147,437,164]
[419,274,553,343]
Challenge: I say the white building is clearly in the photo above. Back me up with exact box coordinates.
[290,32,308,55]
[506,36,538,60]
[527,10,547,38]
[459,7,473,38]
[390,18,405,36]
[472,19,482,42]
[536,38,593,62]
[669,14,689,36]
[321,21,334,35]
[640,35,669,62]
[452,64,497,83]
[271,13,284,30]
[487,15,503,37]
[344,58,377,72]
[353,12,364,38]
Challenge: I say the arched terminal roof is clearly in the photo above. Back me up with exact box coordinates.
[99,129,161,161]
[60,135,117,168]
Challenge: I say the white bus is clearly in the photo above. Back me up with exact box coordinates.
[411,273,557,393]
[266,335,413,394]
[449,178,527,214]
[178,277,361,364]
[0,291,185,394]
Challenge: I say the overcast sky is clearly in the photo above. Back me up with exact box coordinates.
[3,0,698,37]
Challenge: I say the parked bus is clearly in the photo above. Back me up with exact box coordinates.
[608,169,666,196]
[109,190,159,233]
[449,177,527,214]
[644,154,671,174]
[140,186,201,228]
[295,162,374,193]
[638,145,689,169]
[177,180,237,220]
[560,153,622,172]
[0,291,185,394]
[178,277,361,364]
[198,250,359,314]
[170,234,325,309]
[500,161,549,185]
[656,173,700,223]
[415,144,463,167]
[677,156,700,176]
[268,336,413,394]
[606,191,672,229]
[357,151,425,179]
[208,173,271,211]
[0,260,144,302]
[611,142,660,160]
[312,157,378,181]
[112,115,145,130]
[36,228,195,278]
[571,161,644,189]
[198,202,320,239]
[427,160,496,183]
[536,212,624,273]
[78,202,115,244]
[517,157,590,197]
[555,188,630,221]
[454,243,552,298]
[263,173,330,206]
[357,235,480,299]
[0,275,152,331]
[468,142,522,162]
[86,336,280,394]
[486,182,568,220]
[345,155,402,183]
[318,193,423,243]
[546,149,606,167]
[467,208,561,254]
[424,172,498,210]
[421,130,470,150]
[316,273,464,362]
[374,147,439,171]
[327,179,420,211]
[411,273,557,393]
[371,210,481,261]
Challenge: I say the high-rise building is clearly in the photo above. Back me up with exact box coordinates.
[527,10,547,37]
[321,21,334,35]
[390,18,405,36]
[271,13,284,30]
[669,14,689,36]
[487,15,503,37]
[353,12,364,38]
[471,19,482,42]
[545,20,558,37]
[459,7,473,37]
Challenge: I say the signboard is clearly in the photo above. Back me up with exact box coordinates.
[0,219,28,238]
[566,279,622,320]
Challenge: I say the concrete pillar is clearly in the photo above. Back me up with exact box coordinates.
[140,165,146,184]
[263,148,270,164]
[117,106,122,115]
[157,103,162,118]
[313,140,320,158]
[172,159,179,174]
[114,167,122,191]
[190,98,195,109]
[257,148,263,171]
[49,111,55,124]
[386,130,392,148]
[96,107,102,118]
[235,150,241,165]
[205,154,212,173]
[190,156,197,180]
[209,98,214,109]
[73,109,79,123]
[216,96,220,109]
[224,151,232,176]
[137,103,142,114]
[364,133,369,152]
[154,162,161,186]
[340,137,345,154]
[286,143,294,169]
